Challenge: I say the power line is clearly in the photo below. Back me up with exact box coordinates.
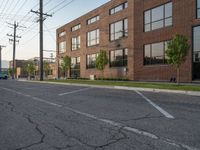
[44,23,56,42]
[46,0,66,13]
[52,0,75,14]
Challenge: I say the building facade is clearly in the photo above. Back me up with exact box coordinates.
[56,0,200,82]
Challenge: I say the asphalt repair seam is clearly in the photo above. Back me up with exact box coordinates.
[0,87,199,150]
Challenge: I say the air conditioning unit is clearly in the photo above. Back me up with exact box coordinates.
[124,67,128,72]
[90,75,96,80]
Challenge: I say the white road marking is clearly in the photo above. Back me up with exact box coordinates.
[134,90,175,119]
[2,87,198,150]
[58,87,91,96]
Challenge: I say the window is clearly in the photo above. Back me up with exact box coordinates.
[197,0,200,18]
[58,31,66,37]
[193,26,200,63]
[110,19,128,41]
[144,41,169,65]
[110,2,128,15]
[71,24,81,32]
[72,36,80,50]
[71,57,80,78]
[87,53,99,69]
[87,29,99,46]
[87,16,100,25]
[110,48,128,67]
[144,2,172,32]
[58,41,66,54]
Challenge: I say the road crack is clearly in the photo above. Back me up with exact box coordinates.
[54,125,128,150]
[15,115,46,150]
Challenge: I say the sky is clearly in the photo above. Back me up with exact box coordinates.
[0,0,110,64]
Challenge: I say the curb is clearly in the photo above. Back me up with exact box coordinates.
[19,80,200,97]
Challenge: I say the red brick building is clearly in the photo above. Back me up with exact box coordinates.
[56,0,200,82]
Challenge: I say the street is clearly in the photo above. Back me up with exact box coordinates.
[0,80,200,150]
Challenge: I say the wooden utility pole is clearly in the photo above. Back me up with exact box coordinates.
[7,22,22,79]
[31,0,52,81]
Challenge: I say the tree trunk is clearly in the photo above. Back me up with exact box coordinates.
[177,67,180,85]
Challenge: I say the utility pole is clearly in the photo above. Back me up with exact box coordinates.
[31,0,52,81]
[7,21,23,79]
[0,45,6,74]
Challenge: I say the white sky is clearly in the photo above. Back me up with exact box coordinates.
[0,0,109,61]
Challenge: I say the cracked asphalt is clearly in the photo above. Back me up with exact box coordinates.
[0,80,200,150]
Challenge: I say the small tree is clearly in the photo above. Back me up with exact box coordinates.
[60,56,71,78]
[166,34,190,84]
[43,61,50,78]
[8,68,15,77]
[25,62,36,80]
[95,50,108,77]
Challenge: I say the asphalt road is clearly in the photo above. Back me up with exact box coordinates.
[0,80,200,150]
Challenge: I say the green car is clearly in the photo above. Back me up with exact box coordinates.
[0,73,8,80]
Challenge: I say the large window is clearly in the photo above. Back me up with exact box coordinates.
[71,24,81,32]
[87,16,99,25]
[144,41,169,65]
[110,48,128,67]
[87,29,99,46]
[58,41,66,54]
[72,36,80,51]
[110,19,128,41]
[144,2,172,32]
[58,31,66,37]
[197,0,200,18]
[71,57,80,78]
[87,53,99,69]
[193,26,200,79]
[110,2,128,15]
[193,26,200,63]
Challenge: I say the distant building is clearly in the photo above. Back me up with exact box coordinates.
[9,60,28,78]
[56,0,200,82]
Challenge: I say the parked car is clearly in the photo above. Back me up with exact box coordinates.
[0,73,8,80]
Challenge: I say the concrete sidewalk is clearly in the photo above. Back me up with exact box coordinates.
[18,79,200,97]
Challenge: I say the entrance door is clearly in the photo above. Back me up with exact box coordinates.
[193,26,200,80]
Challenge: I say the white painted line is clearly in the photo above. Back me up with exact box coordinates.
[64,106,158,139]
[32,97,62,107]
[2,87,198,150]
[134,90,175,119]
[58,87,91,96]
[1,87,158,139]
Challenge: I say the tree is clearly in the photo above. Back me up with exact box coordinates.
[8,68,15,77]
[60,56,71,78]
[25,62,36,80]
[95,50,108,77]
[43,61,50,78]
[166,34,190,84]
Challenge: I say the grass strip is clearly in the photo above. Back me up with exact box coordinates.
[46,79,200,92]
